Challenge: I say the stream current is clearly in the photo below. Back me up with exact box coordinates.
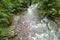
[12,4,60,40]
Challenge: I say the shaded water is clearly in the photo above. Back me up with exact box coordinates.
[12,4,60,40]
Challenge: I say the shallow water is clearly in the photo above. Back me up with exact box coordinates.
[11,4,60,40]
[24,4,60,40]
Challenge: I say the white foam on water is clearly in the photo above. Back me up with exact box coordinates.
[23,4,60,40]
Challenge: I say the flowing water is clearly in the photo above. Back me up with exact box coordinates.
[12,4,60,40]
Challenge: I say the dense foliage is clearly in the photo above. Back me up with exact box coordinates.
[38,0,60,19]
